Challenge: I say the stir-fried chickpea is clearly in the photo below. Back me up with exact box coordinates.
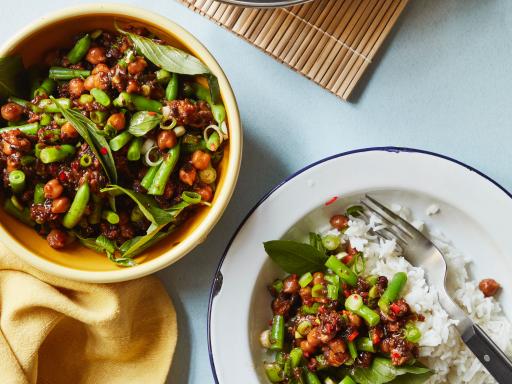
[157,130,177,150]
[179,164,196,186]
[61,122,78,140]
[68,78,85,98]
[1,103,23,122]
[107,113,126,131]
[85,46,106,64]
[44,179,63,199]
[191,150,211,170]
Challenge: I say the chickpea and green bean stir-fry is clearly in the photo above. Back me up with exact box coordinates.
[0,26,228,265]
[261,208,429,384]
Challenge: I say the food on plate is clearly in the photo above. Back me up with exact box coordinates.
[0,25,228,266]
[260,204,511,383]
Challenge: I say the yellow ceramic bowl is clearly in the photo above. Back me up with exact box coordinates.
[0,4,242,282]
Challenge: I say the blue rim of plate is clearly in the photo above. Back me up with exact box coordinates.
[206,146,512,383]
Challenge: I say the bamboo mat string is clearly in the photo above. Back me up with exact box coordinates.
[177,0,409,100]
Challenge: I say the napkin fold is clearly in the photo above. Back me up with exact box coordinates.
[0,245,176,384]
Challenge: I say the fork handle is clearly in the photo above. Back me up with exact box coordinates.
[462,323,512,383]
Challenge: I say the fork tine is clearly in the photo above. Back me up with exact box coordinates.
[359,210,408,250]
[363,195,419,238]
[360,200,413,241]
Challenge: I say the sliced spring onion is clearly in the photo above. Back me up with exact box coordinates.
[141,138,155,155]
[220,120,229,140]
[159,116,177,130]
[173,125,186,137]
[203,124,224,147]
[144,146,163,167]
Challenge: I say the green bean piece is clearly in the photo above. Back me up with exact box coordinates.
[304,370,321,384]
[206,131,221,152]
[90,88,111,107]
[8,170,25,194]
[79,94,94,105]
[326,284,338,300]
[67,34,91,64]
[9,97,42,113]
[345,294,380,327]
[156,69,171,84]
[288,348,303,369]
[0,122,39,136]
[211,104,226,125]
[20,155,35,167]
[325,255,357,286]
[299,272,313,288]
[264,363,283,383]
[311,284,324,298]
[356,337,375,352]
[348,341,357,360]
[49,67,91,80]
[90,111,108,125]
[165,73,179,101]
[127,137,142,161]
[53,113,67,126]
[112,92,162,112]
[130,206,144,222]
[301,303,320,315]
[340,376,357,384]
[270,315,284,351]
[140,166,159,190]
[181,138,207,154]
[88,195,102,225]
[38,98,71,113]
[297,320,312,336]
[366,275,378,286]
[33,78,57,98]
[148,144,180,195]
[272,279,283,294]
[62,183,91,229]
[109,131,133,152]
[34,143,44,159]
[39,144,75,164]
[321,234,340,251]
[405,323,422,343]
[32,184,45,205]
[102,210,120,225]
[4,198,35,227]
[378,272,408,313]
[41,128,61,143]
[39,113,51,126]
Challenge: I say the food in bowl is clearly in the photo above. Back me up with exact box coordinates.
[260,204,511,383]
[0,25,228,266]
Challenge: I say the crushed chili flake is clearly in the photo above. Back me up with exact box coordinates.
[324,196,338,206]
[390,303,401,315]
[100,147,108,155]
[348,330,359,342]
[148,112,156,116]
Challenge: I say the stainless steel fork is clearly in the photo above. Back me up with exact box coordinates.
[360,194,512,383]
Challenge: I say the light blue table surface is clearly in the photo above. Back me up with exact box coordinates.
[2,0,512,382]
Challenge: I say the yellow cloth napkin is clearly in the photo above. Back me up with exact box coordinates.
[0,245,177,384]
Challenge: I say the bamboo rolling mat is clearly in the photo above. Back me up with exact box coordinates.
[177,0,409,100]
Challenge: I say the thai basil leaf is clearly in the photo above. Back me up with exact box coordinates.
[116,24,220,104]
[0,56,25,101]
[120,192,204,257]
[107,253,137,267]
[51,98,117,183]
[352,358,431,384]
[75,234,105,253]
[101,185,173,225]
[95,235,116,254]
[75,233,136,267]
[264,240,328,275]
[390,372,433,384]
[128,111,161,137]
[119,225,176,258]
[309,232,326,254]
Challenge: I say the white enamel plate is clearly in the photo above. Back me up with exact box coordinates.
[208,147,512,383]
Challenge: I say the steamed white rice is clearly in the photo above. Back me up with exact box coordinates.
[323,204,512,384]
